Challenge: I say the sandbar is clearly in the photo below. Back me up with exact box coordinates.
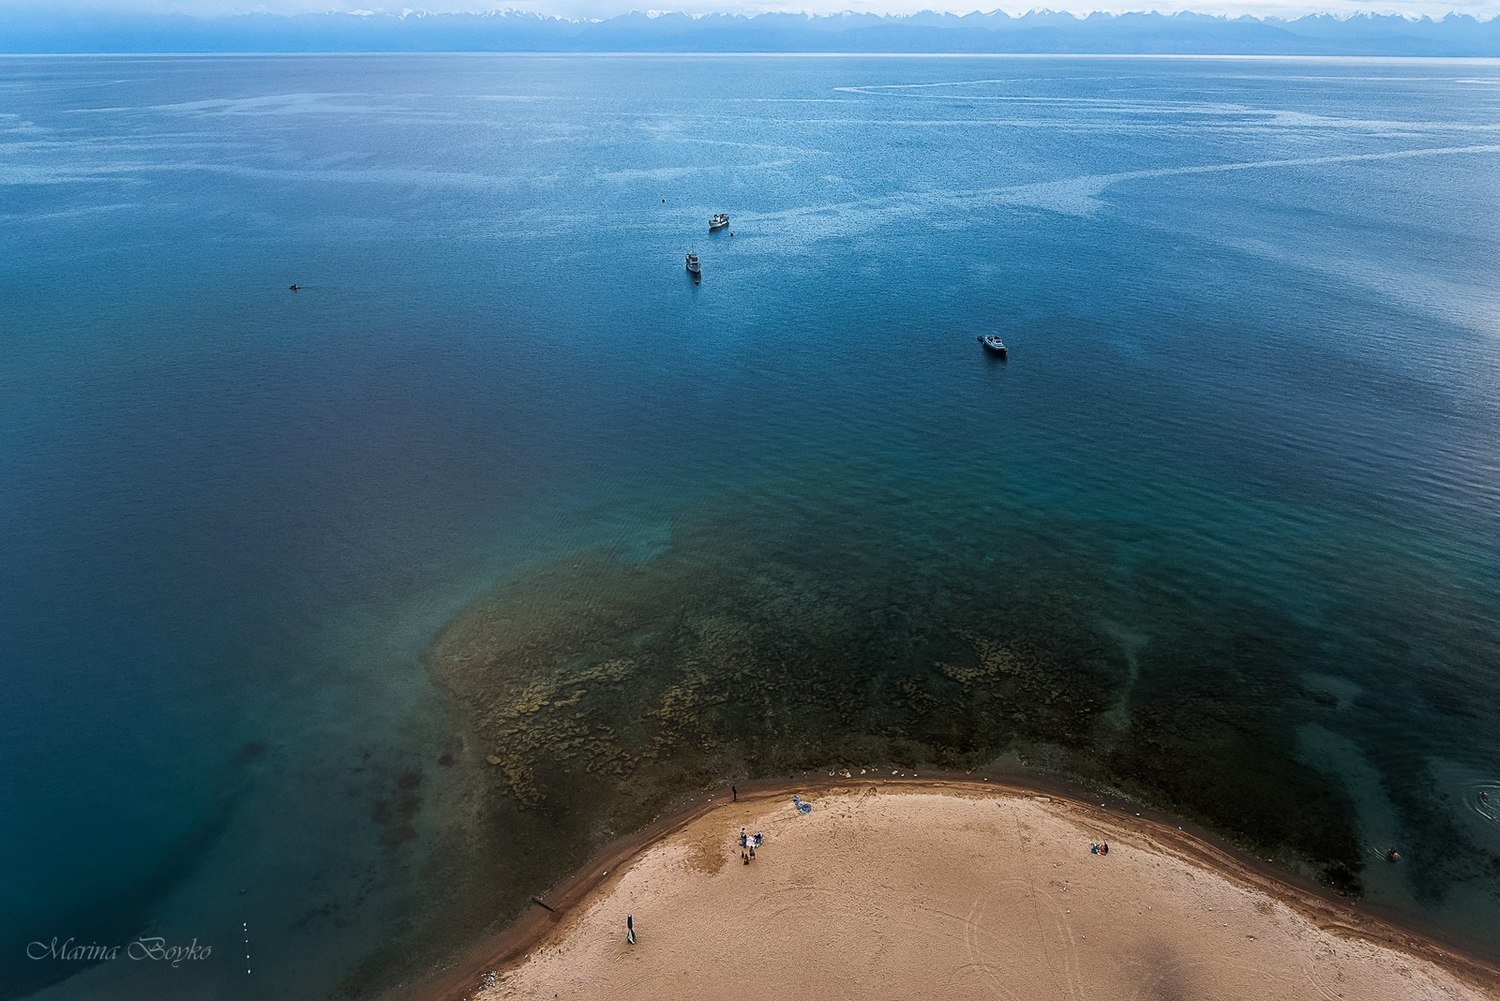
[418,781,1498,1001]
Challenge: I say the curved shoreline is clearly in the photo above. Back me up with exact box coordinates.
[383,770,1500,1001]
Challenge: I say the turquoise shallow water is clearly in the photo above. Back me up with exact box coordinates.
[2,53,1500,999]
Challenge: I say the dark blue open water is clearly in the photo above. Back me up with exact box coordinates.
[2,53,1499,1000]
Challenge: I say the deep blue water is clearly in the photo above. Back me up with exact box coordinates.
[2,53,1500,1000]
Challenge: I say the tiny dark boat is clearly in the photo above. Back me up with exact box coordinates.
[686,252,701,279]
[288,284,301,291]
[709,213,729,232]
[978,334,1007,357]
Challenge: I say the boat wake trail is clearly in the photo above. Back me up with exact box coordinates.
[1465,781,1500,828]
[739,143,1500,240]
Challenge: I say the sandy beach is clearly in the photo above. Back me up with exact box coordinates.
[429,782,1499,1001]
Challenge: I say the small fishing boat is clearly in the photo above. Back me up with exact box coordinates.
[288,283,301,291]
[709,213,730,232]
[686,252,701,279]
[978,334,1007,357]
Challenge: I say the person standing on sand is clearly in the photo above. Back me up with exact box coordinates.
[732,784,737,802]
[626,914,636,945]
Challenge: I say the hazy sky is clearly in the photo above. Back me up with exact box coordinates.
[14,0,1499,20]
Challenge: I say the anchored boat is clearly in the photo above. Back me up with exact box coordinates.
[978,334,1007,358]
[709,213,730,232]
[686,252,701,279]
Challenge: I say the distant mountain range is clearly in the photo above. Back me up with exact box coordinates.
[4,8,1499,56]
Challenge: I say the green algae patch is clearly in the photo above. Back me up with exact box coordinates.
[429,501,1118,839]
[426,494,1370,916]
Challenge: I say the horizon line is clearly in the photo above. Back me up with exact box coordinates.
[14,6,1499,19]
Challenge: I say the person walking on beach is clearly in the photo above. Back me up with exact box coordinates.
[732,784,738,802]
[626,914,636,945]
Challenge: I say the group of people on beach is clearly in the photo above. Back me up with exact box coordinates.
[739,827,764,864]
[1090,840,1110,856]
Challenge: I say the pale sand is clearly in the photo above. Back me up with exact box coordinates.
[461,784,1498,1001]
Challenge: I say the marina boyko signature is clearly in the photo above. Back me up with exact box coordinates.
[26,936,212,967]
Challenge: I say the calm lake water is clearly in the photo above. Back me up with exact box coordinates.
[3,53,1499,1000]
